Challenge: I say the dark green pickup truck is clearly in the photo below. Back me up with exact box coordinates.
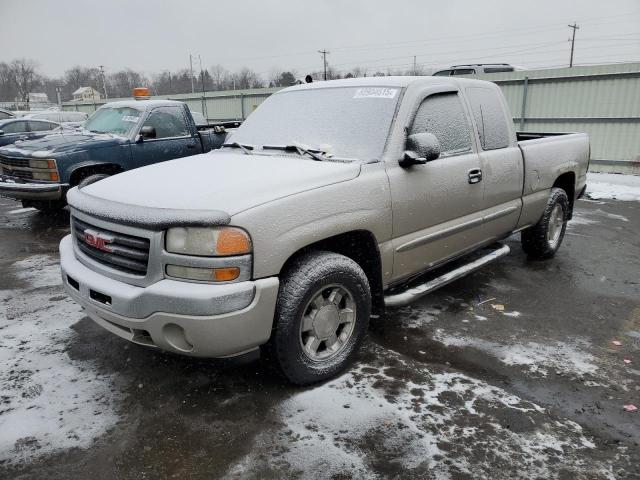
[0,99,235,211]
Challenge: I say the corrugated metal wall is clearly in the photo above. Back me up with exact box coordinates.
[63,63,640,172]
[465,62,640,171]
[62,87,281,121]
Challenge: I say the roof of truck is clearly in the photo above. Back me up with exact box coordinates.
[280,76,492,92]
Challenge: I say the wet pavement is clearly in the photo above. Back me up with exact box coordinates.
[0,193,638,479]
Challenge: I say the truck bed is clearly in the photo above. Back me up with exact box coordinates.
[516,131,590,227]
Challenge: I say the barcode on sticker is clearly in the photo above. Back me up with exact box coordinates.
[353,88,398,99]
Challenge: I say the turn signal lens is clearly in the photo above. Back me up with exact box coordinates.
[166,265,241,282]
[216,228,251,255]
[213,267,240,282]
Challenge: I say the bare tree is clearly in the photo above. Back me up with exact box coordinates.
[10,58,39,102]
[232,67,264,90]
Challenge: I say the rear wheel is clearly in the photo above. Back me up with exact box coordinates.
[267,251,371,385]
[521,187,569,259]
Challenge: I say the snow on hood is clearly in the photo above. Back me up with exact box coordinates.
[0,132,124,157]
[79,151,362,217]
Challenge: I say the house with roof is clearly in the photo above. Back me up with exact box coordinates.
[72,86,102,101]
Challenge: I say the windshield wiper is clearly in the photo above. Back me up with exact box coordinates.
[223,142,254,155]
[263,142,329,161]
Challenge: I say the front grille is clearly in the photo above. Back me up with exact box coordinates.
[73,217,150,276]
[1,167,33,179]
[0,156,30,168]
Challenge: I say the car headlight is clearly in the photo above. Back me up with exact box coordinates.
[165,227,251,256]
[29,159,57,169]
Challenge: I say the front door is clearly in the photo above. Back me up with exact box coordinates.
[387,91,485,282]
[130,106,200,168]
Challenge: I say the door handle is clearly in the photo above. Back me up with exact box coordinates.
[186,142,197,149]
[468,169,483,184]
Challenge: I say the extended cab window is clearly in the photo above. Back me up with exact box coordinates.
[466,87,511,150]
[143,107,190,139]
[410,93,472,156]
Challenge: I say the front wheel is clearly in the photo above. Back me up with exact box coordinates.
[266,251,371,385]
[521,187,569,259]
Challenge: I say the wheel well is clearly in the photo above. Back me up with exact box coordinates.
[69,164,123,186]
[553,172,576,219]
[281,230,385,316]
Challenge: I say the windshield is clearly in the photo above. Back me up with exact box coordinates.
[231,86,401,161]
[84,106,142,136]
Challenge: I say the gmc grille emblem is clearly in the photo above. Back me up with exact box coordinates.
[83,229,114,253]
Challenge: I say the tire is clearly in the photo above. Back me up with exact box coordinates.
[521,187,569,260]
[77,173,110,189]
[267,251,371,385]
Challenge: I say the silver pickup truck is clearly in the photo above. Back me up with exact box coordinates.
[60,77,589,384]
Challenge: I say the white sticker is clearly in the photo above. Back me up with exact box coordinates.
[353,87,398,99]
[122,115,139,122]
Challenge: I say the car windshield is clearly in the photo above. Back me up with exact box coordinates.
[231,86,401,161]
[84,106,142,136]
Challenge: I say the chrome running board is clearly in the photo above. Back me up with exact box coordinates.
[384,244,511,307]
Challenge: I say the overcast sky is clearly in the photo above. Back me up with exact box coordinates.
[1,0,638,78]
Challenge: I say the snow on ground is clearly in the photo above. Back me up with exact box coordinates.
[586,172,640,201]
[0,255,120,465]
[434,332,598,378]
[228,346,616,479]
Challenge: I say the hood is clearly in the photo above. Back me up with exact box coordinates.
[76,151,361,219]
[0,132,125,157]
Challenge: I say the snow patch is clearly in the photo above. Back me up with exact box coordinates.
[229,347,610,479]
[586,173,640,202]
[0,255,120,464]
[435,334,598,378]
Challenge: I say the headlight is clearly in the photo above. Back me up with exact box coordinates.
[29,159,57,169]
[165,227,251,256]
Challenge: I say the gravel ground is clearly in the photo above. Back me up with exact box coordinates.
[0,173,638,479]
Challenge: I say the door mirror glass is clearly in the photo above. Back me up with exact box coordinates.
[400,132,440,167]
[139,125,156,140]
[0,130,4,136]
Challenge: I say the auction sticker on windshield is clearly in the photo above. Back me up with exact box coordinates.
[353,87,398,99]
[122,116,139,122]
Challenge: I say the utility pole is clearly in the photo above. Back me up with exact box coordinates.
[99,65,108,99]
[413,55,417,75]
[568,22,579,68]
[189,54,195,93]
[55,86,62,108]
[318,49,330,80]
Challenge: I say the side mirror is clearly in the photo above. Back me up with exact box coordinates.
[138,125,156,141]
[213,125,226,134]
[0,130,4,136]
[400,132,441,168]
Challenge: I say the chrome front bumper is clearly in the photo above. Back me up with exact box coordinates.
[59,235,279,357]
[0,175,66,200]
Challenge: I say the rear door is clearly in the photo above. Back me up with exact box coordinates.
[130,105,200,167]
[463,86,523,236]
[387,90,485,281]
